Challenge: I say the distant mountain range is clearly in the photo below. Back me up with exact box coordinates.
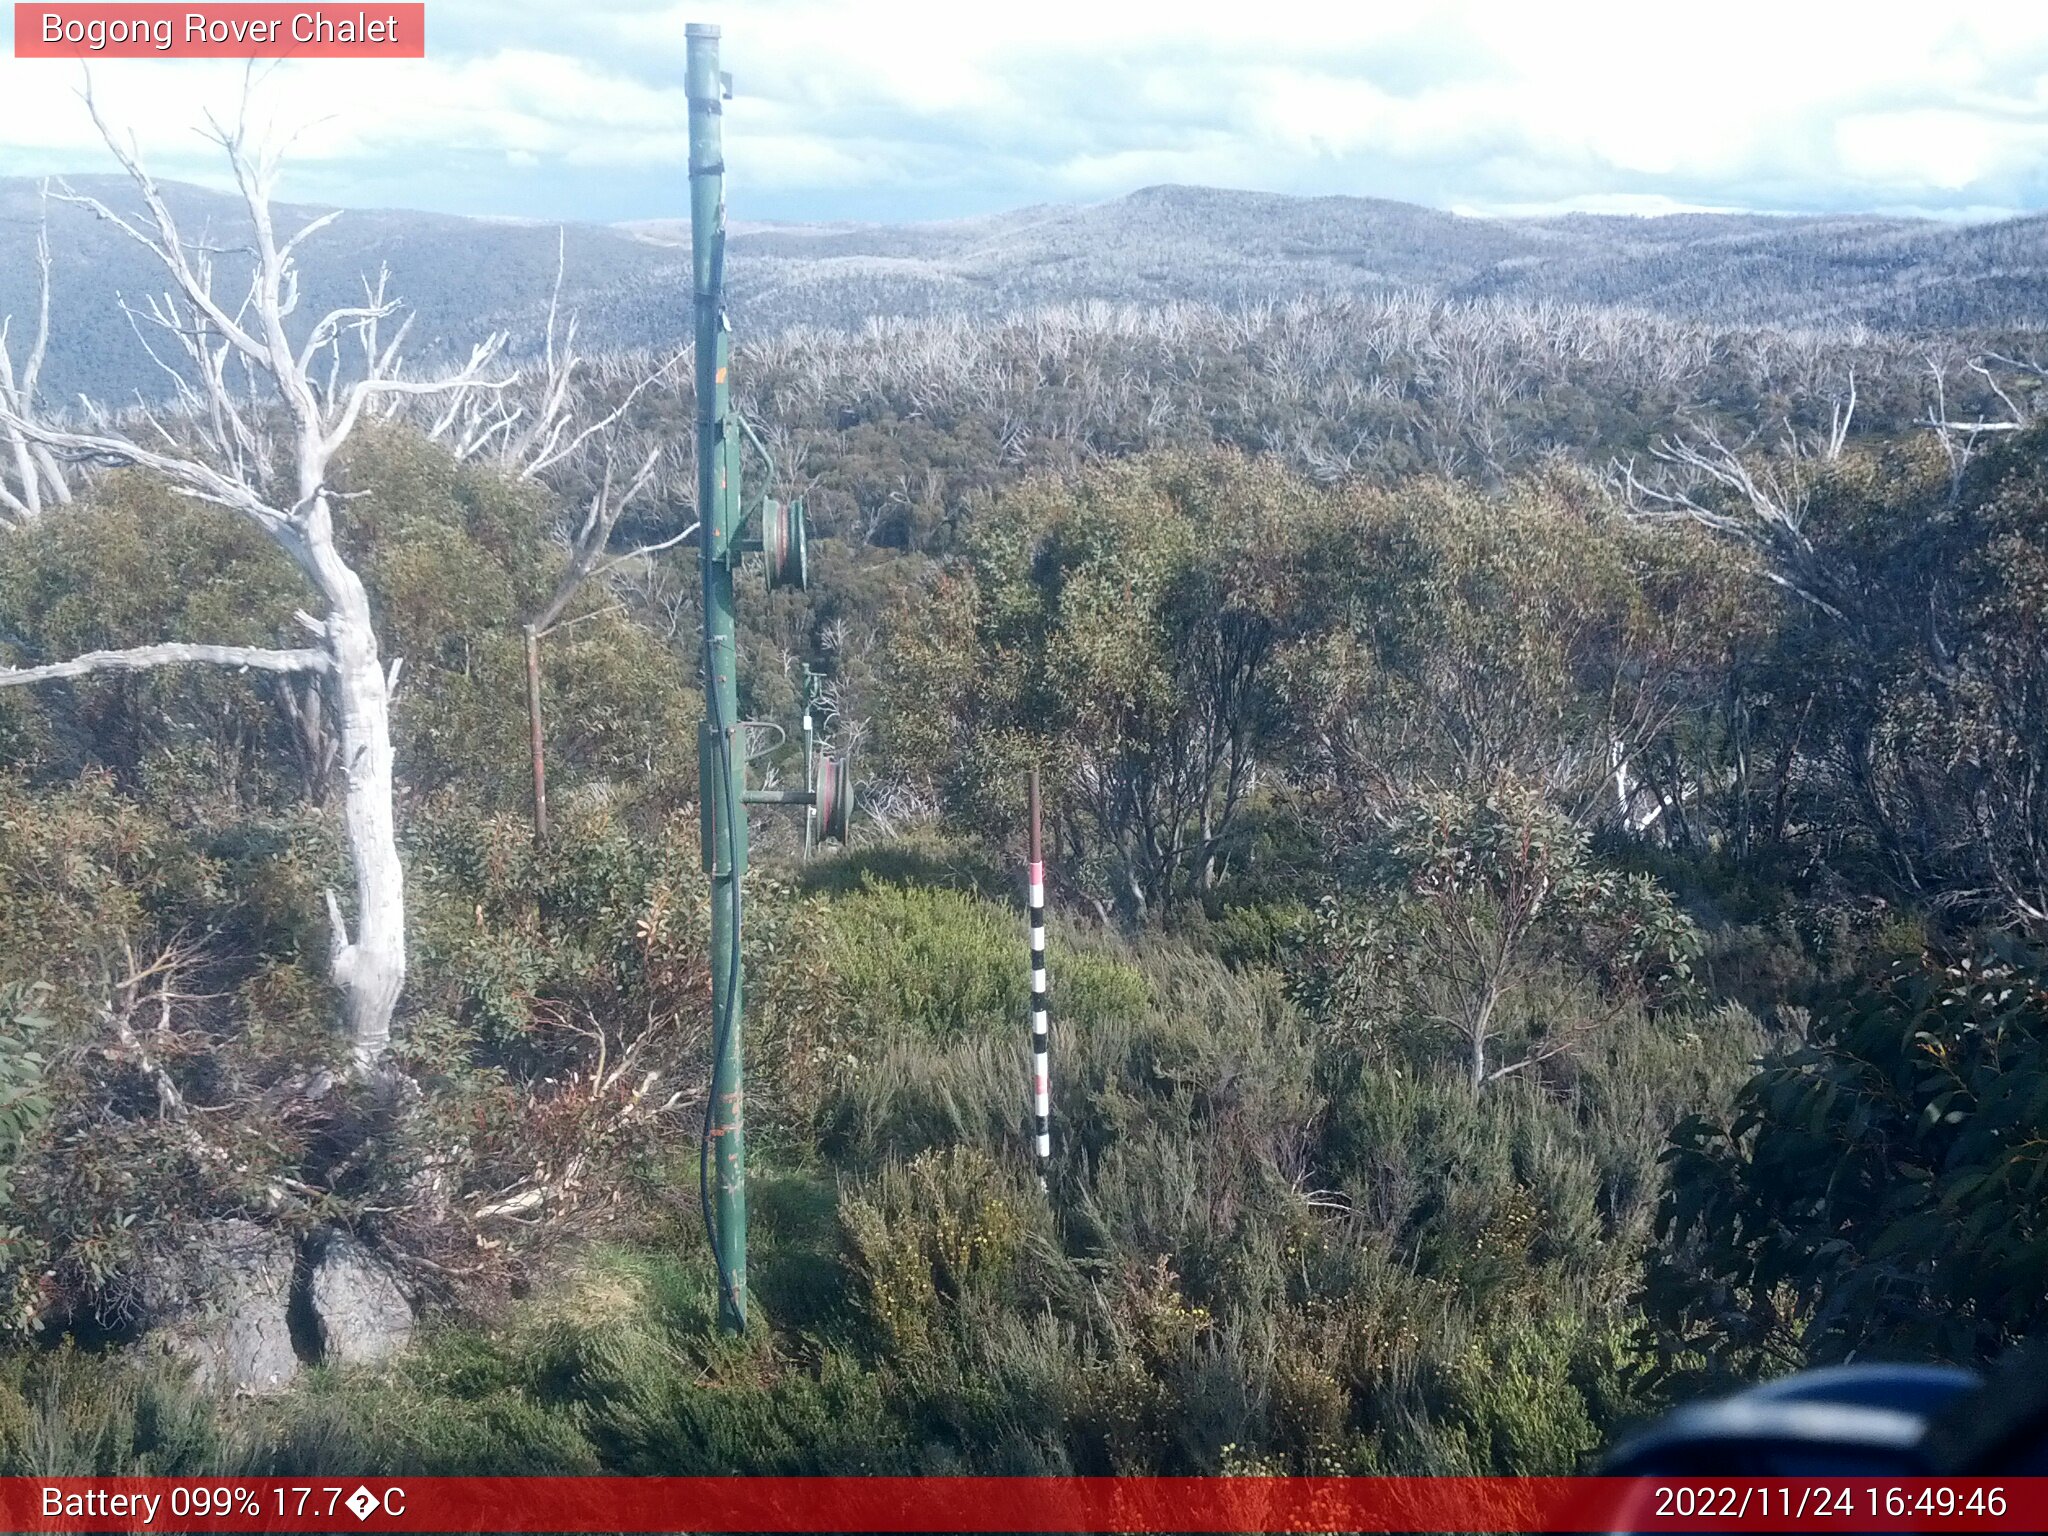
[3,177,2045,403]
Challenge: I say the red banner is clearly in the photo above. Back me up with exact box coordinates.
[12,5,425,58]
[0,1476,2041,1532]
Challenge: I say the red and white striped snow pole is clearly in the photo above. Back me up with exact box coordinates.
[1027,768,1051,1184]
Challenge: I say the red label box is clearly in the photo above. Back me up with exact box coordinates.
[13,4,425,58]
[3,1476,2048,1533]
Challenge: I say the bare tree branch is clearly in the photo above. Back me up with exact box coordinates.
[0,643,329,687]
[1617,423,1849,624]
[0,413,293,535]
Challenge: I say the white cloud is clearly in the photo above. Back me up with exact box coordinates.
[1,1,2044,220]
[1835,108,2048,193]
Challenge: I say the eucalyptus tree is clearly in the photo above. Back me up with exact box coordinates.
[902,449,1322,921]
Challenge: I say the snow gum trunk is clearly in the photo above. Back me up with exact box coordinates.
[305,506,405,1069]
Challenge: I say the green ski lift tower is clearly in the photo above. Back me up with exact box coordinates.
[688,21,851,1333]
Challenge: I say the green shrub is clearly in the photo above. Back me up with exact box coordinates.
[840,1146,1059,1357]
[1654,939,2048,1373]
[0,1348,223,1476]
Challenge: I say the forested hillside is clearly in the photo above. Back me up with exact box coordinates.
[5,174,2048,403]
[2,146,2047,1479]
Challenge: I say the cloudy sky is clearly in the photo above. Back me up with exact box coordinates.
[3,1,2047,225]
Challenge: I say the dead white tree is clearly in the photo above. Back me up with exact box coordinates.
[1810,366,1856,463]
[0,94,509,1070]
[1924,351,2039,501]
[390,243,696,841]
[441,244,695,841]
[1617,422,1848,625]
[0,188,74,523]
[519,434,689,841]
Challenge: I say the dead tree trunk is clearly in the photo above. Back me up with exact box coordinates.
[0,190,72,523]
[312,540,406,1064]
[443,281,687,844]
[524,624,550,842]
[0,91,507,1070]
